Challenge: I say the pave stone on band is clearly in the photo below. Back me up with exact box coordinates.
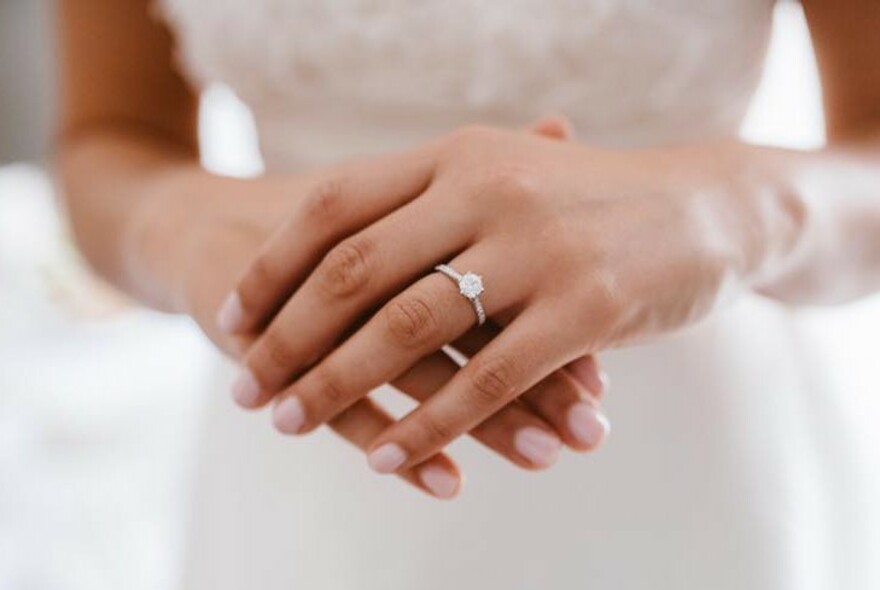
[434,264,487,326]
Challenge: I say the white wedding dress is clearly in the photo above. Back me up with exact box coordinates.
[157,1,879,588]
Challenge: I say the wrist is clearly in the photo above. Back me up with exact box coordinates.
[689,141,812,294]
[125,168,311,321]
[123,164,227,312]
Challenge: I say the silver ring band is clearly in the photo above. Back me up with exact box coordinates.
[434,264,487,326]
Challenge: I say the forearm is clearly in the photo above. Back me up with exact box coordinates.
[711,136,880,305]
[58,126,212,311]
[56,0,222,312]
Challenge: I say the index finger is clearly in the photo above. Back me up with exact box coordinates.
[216,144,440,335]
[329,396,463,499]
[365,308,579,473]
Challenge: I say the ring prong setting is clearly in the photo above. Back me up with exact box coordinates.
[435,264,487,326]
[458,272,484,299]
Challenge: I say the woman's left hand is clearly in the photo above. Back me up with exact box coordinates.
[222,125,800,474]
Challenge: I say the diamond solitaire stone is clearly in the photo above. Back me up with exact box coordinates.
[458,273,484,299]
[434,263,487,326]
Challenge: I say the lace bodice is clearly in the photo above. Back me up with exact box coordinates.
[157,0,774,170]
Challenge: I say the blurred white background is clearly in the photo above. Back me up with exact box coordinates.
[0,2,878,589]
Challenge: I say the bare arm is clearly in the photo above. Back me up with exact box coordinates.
[57,0,202,310]
[212,1,880,469]
[743,0,880,303]
[54,0,611,494]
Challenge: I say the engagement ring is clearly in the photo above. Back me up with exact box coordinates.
[435,264,487,326]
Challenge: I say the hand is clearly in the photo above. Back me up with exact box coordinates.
[138,120,610,499]
[222,125,765,480]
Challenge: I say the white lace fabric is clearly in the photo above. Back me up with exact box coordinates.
[158,0,773,166]
[150,3,880,589]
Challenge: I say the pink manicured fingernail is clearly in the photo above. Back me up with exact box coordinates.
[514,427,562,468]
[367,443,407,474]
[216,292,244,333]
[420,466,460,499]
[273,396,305,434]
[567,402,610,448]
[232,369,261,407]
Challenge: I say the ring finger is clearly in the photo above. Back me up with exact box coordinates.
[453,329,609,452]
[234,187,476,405]
[269,243,526,436]
[389,350,563,470]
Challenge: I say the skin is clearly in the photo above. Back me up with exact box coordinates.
[58,0,880,497]
[219,1,880,477]
[57,0,608,500]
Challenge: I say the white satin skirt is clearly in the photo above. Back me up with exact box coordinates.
[181,294,879,590]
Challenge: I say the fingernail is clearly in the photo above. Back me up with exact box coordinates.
[273,396,305,434]
[420,465,460,499]
[514,427,562,468]
[231,369,261,407]
[216,292,244,333]
[567,402,610,449]
[367,443,407,474]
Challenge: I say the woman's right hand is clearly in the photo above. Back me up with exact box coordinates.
[130,119,608,499]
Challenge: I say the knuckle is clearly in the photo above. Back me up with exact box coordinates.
[441,125,494,158]
[243,255,277,297]
[316,237,372,297]
[468,354,520,406]
[302,175,347,223]
[311,365,349,408]
[383,291,441,348]
[260,329,299,374]
[414,414,457,447]
[479,162,541,202]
